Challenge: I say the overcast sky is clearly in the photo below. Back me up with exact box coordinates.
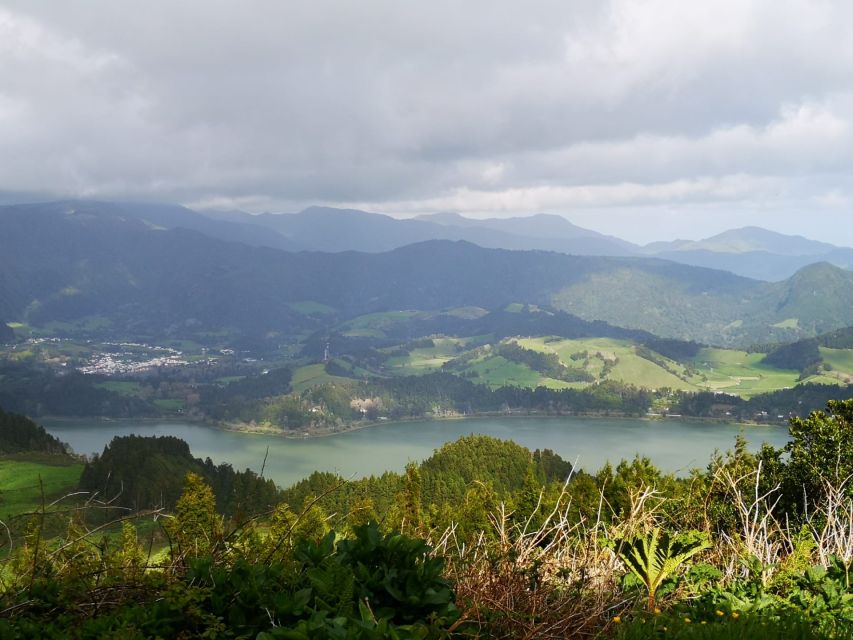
[2,1,853,244]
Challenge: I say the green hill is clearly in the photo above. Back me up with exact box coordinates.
[0,408,81,521]
[79,435,280,514]
[752,325,853,385]
[370,334,821,398]
[0,407,68,456]
[550,261,853,345]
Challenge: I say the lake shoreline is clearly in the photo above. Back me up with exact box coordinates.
[40,414,792,485]
[40,410,783,440]
[219,410,784,439]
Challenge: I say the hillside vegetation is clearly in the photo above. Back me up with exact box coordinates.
[2,400,853,637]
[342,327,842,399]
[0,407,68,455]
[3,202,853,347]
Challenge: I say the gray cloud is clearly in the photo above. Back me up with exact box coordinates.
[2,1,853,243]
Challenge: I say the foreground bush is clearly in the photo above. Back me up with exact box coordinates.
[614,613,829,640]
[0,522,460,639]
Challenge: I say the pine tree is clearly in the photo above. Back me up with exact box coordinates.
[166,472,223,561]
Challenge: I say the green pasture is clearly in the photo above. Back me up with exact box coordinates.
[517,336,695,391]
[459,355,575,390]
[506,337,810,397]
[46,341,92,357]
[771,317,800,329]
[820,347,853,380]
[337,310,423,337]
[690,348,800,397]
[801,373,845,386]
[440,306,488,319]
[384,338,465,374]
[40,315,113,336]
[289,301,336,315]
[95,380,144,396]
[609,353,693,390]
[153,398,185,412]
[291,364,354,393]
[0,458,84,520]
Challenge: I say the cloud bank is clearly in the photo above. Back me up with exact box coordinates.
[1,1,852,242]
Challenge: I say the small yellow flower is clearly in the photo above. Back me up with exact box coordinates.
[684,617,691,623]
[701,621,707,625]
[654,607,662,615]
[715,610,725,617]
[613,616,621,624]
[731,611,740,620]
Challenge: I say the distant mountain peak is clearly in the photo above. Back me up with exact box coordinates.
[414,211,469,225]
[414,211,636,247]
[647,226,839,256]
[298,205,396,221]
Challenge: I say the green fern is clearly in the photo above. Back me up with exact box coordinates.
[616,528,710,611]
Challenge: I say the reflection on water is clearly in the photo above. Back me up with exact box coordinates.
[42,416,790,488]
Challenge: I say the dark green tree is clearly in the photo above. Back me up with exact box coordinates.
[785,399,853,508]
[166,472,223,560]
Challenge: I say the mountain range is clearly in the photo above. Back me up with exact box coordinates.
[204,206,853,281]
[13,200,848,282]
[2,200,853,347]
[204,206,637,257]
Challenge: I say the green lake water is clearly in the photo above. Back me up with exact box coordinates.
[42,417,790,488]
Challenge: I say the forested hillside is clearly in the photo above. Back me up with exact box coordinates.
[0,408,67,455]
[3,202,853,346]
[78,435,280,515]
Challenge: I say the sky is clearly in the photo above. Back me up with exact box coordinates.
[2,1,853,245]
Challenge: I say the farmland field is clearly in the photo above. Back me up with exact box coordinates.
[383,338,466,374]
[376,334,853,398]
[337,310,423,337]
[290,363,354,393]
[0,457,84,520]
[820,348,853,383]
[690,348,801,396]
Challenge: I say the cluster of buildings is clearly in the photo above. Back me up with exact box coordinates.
[75,343,189,375]
[77,352,190,375]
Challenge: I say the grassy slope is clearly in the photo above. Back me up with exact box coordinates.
[338,311,423,337]
[383,338,466,375]
[95,380,144,396]
[690,348,801,397]
[377,334,835,398]
[519,337,695,391]
[461,355,575,390]
[313,308,853,398]
[0,457,84,520]
[522,338,808,397]
[382,337,576,389]
[289,301,336,315]
[816,347,853,384]
[291,364,354,393]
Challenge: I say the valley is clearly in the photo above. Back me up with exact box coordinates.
[4,197,853,439]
